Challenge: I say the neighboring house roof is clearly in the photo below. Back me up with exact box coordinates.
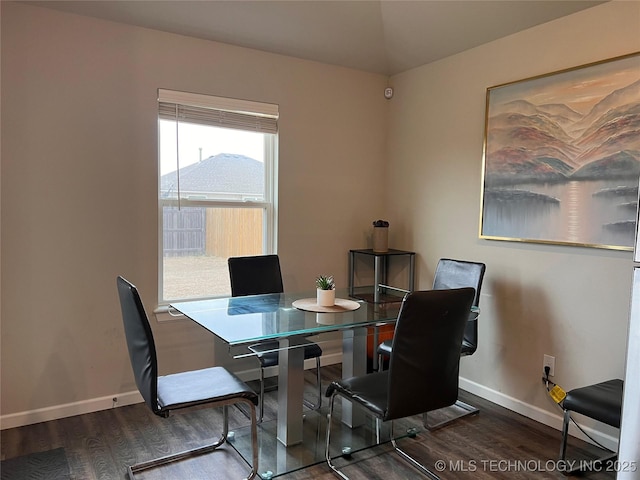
[160,153,264,197]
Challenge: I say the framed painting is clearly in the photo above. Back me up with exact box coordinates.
[480,52,640,250]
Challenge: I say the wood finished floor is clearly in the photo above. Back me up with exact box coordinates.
[1,365,616,480]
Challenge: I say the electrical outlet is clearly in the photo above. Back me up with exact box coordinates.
[543,354,555,377]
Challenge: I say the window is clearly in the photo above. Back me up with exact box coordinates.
[158,89,278,303]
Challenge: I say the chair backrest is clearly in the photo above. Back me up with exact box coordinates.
[433,258,485,306]
[386,288,475,421]
[228,254,284,297]
[433,258,486,353]
[116,276,160,414]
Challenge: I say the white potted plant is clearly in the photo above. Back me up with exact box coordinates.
[316,275,336,306]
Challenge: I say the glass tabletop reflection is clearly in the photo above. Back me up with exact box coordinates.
[170,289,403,348]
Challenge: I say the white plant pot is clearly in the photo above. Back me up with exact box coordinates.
[317,288,336,307]
[316,312,336,324]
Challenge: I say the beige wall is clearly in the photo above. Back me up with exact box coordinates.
[387,0,640,445]
[1,0,639,447]
[0,2,388,423]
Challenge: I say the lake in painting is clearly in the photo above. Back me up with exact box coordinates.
[482,179,638,248]
[481,53,640,249]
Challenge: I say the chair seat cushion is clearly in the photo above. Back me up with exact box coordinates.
[563,379,623,428]
[157,366,258,412]
[326,372,389,419]
[248,339,322,368]
[379,333,477,357]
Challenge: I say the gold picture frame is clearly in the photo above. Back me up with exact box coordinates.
[480,52,640,250]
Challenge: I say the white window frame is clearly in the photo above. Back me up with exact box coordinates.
[157,89,278,306]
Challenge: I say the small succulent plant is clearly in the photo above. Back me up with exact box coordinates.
[316,275,335,290]
[372,219,389,227]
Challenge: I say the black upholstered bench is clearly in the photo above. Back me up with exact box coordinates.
[560,378,623,474]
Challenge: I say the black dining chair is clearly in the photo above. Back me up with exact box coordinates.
[325,288,475,480]
[559,378,623,473]
[116,276,259,480]
[228,254,323,422]
[377,257,486,429]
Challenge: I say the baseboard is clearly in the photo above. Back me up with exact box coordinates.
[1,391,144,430]
[459,377,619,452]
[0,352,344,431]
[4,355,616,450]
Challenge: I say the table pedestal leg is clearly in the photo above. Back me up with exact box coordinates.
[341,327,366,427]
[277,338,304,446]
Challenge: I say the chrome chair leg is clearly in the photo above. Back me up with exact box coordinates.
[423,400,479,430]
[259,366,266,423]
[559,409,616,474]
[302,357,323,412]
[127,400,259,480]
[325,394,350,480]
[327,393,441,480]
[560,409,570,461]
[247,403,259,480]
[315,356,323,410]
[390,421,440,480]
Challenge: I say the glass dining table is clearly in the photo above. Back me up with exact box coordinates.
[170,289,403,449]
[171,289,478,478]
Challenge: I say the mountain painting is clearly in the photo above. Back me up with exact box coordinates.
[480,53,640,250]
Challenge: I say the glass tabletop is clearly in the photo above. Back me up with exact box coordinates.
[170,289,403,347]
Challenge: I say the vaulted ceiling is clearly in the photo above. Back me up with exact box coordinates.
[25,0,605,75]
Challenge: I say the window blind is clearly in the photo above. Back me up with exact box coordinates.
[158,89,278,134]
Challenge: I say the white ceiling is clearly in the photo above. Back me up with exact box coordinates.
[24,0,605,75]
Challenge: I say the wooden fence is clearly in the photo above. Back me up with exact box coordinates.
[163,207,262,258]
